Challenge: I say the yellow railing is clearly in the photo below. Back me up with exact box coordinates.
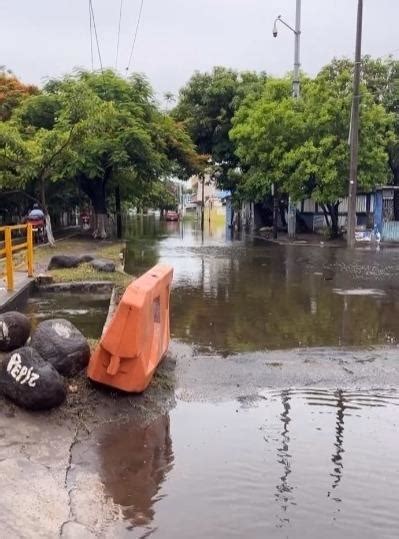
[0,224,34,291]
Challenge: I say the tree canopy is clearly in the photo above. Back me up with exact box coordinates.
[0,68,38,122]
[173,66,267,192]
[231,60,394,235]
[0,69,203,237]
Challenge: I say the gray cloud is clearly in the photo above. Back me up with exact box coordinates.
[1,0,397,99]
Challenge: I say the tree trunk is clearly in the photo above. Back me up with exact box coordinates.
[326,202,340,238]
[77,175,109,239]
[115,185,122,239]
[320,203,331,230]
[45,214,55,246]
[94,213,108,239]
[40,177,55,247]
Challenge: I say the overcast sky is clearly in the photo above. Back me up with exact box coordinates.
[1,1,398,101]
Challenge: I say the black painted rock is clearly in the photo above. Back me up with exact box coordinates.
[30,319,90,377]
[90,259,116,272]
[0,312,31,352]
[48,255,81,270]
[0,347,66,410]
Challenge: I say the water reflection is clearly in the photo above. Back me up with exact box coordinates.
[97,414,173,532]
[275,390,294,527]
[95,389,399,538]
[124,216,399,353]
[330,390,345,497]
[24,292,109,338]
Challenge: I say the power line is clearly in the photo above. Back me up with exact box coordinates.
[89,0,94,70]
[89,0,104,73]
[115,0,124,70]
[126,0,145,75]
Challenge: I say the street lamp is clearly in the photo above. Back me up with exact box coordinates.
[273,0,302,98]
[272,1,302,239]
[347,0,364,248]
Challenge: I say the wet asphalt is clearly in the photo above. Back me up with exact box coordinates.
[2,218,399,538]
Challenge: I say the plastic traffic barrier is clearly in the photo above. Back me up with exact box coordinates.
[87,264,173,392]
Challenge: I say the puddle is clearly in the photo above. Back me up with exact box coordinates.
[83,388,399,538]
[24,291,109,338]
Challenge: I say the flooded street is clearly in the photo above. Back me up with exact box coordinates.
[87,389,399,538]
[126,218,399,352]
[76,217,399,539]
[4,217,399,538]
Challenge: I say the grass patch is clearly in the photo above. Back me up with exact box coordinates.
[49,263,133,289]
[97,242,125,261]
[35,239,125,264]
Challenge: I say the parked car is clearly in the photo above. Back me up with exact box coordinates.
[165,210,179,222]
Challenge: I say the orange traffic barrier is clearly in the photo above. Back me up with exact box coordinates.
[87,264,173,393]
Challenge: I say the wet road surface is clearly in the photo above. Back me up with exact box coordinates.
[83,388,399,538]
[3,217,399,538]
[126,218,399,352]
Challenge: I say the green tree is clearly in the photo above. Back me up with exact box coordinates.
[0,69,202,239]
[0,82,95,242]
[174,67,267,192]
[231,68,393,237]
[323,57,399,217]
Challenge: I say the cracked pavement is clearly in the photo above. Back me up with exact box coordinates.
[1,341,399,537]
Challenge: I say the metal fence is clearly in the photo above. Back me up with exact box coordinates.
[0,224,34,291]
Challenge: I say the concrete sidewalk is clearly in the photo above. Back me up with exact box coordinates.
[0,272,34,313]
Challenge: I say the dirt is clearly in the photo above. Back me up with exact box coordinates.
[0,352,176,429]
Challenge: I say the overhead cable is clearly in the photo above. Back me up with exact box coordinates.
[126,0,145,75]
[89,0,104,73]
[115,0,124,70]
[89,0,94,70]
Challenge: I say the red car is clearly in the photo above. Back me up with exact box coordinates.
[165,210,179,221]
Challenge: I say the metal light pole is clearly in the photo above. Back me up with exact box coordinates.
[273,0,302,238]
[273,0,302,99]
[347,0,364,248]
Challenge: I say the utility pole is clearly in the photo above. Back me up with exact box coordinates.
[201,175,205,232]
[293,0,301,99]
[347,0,363,248]
[272,183,279,239]
[273,1,302,238]
[273,2,302,98]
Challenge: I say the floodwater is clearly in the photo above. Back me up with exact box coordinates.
[74,216,399,538]
[32,217,399,538]
[25,291,109,338]
[89,388,399,538]
[125,217,399,353]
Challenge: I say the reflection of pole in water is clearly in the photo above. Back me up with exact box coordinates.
[275,390,293,527]
[328,390,345,499]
